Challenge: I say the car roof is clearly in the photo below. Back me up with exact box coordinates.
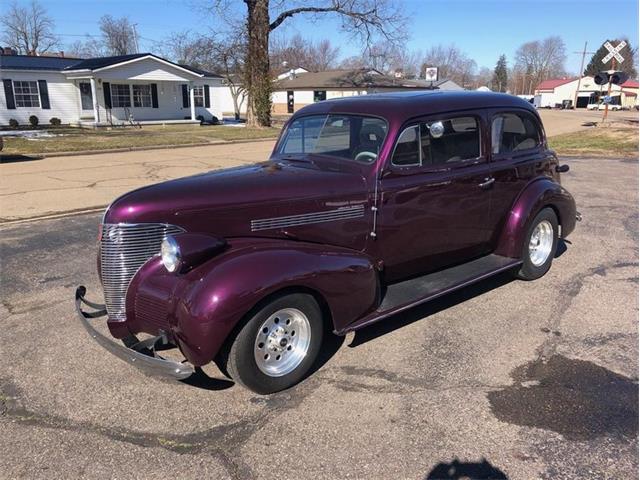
[292,91,538,121]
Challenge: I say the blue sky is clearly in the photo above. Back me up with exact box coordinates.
[17,0,640,74]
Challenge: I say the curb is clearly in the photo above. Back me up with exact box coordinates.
[0,136,278,159]
[0,206,106,227]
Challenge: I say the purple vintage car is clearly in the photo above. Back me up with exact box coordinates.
[76,91,579,394]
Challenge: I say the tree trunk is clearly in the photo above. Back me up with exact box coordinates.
[245,0,272,128]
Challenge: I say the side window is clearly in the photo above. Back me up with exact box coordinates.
[281,116,325,153]
[492,113,541,154]
[392,126,420,166]
[421,116,480,166]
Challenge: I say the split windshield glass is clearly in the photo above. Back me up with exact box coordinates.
[277,114,388,164]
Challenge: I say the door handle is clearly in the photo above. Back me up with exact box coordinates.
[478,177,495,189]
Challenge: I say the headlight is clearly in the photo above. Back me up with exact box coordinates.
[161,235,181,273]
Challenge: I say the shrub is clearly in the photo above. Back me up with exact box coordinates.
[49,117,62,126]
[28,115,39,127]
[8,118,19,129]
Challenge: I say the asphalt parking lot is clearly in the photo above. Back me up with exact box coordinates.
[0,154,638,479]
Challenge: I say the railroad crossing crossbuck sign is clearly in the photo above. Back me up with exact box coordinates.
[602,41,626,64]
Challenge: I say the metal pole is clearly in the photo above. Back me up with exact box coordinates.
[132,24,139,54]
[603,57,615,122]
[573,42,588,109]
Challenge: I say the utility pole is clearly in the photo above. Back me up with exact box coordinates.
[131,23,140,54]
[573,42,595,109]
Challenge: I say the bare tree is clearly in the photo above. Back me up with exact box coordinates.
[514,36,567,91]
[211,0,407,127]
[420,44,477,86]
[66,36,106,58]
[212,38,248,121]
[99,15,138,56]
[270,34,340,72]
[0,0,58,54]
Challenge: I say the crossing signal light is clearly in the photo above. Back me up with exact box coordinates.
[594,71,629,85]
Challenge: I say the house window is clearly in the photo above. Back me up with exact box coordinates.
[13,80,40,108]
[313,90,327,102]
[193,86,204,107]
[111,84,131,107]
[132,84,152,107]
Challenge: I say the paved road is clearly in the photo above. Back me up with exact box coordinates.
[0,140,276,222]
[0,156,638,479]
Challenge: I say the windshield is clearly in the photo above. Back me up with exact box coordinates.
[277,114,388,164]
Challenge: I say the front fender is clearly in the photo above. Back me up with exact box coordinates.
[173,238,378,365]
[494,178,577,259]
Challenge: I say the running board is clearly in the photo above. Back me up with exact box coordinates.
[340,254,521,334]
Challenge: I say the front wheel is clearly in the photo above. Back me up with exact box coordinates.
[515,207,559,280]
[216,293,324,394]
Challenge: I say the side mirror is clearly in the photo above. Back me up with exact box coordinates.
[556,164,570,173]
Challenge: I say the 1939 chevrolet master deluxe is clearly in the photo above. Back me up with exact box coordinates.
[76,91,579,394]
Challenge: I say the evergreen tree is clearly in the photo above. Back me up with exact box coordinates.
[493,54,508,92]
[584,39,637,78]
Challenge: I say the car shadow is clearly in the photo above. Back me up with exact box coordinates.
[180,367,234,391]
[425,458,508,479]
[349,270,516,348]
[0,154,43,164]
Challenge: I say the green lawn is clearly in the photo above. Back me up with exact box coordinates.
[549,126,639,157]
[1,124,281,155]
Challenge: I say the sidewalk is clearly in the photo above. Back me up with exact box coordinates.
[0,140,276,223]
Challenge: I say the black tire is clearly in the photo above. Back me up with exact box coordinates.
[515,207,559,280]
[216,293,324,394]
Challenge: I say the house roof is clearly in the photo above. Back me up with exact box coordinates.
[621,79,639,88]
[63,53,148,70]
[535,78,577,91]
[178,64,222,78]
[273,68,449,90]
[0,54,83,71]
[0,52,221,78]
[63,53,220,77]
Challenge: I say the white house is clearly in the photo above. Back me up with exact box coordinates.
[271,68,463,114]
[0,52,226,127]
[534,76,639,108]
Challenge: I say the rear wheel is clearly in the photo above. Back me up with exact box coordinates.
[216,293,324,394]
[515,208,558,280]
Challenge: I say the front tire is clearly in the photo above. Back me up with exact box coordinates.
[515,207,558,280]
[217,293,324,394]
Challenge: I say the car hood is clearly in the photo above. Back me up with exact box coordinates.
[104,159,371,248]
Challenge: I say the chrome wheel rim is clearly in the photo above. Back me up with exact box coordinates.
[254,308,311,377]
[528,220,554,267]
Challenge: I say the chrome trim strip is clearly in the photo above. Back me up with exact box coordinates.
[251,205,365,232]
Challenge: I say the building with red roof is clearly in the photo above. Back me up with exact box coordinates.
[534,76,639,109]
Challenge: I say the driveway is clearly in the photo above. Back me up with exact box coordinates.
[0,154,637,479]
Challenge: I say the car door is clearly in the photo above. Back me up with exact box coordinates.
[486,109,552,245]
[375,112,495,282]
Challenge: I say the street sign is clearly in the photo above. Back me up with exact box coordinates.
[603,96,612,104]
[425,67,438,82]
[602,40,627,64]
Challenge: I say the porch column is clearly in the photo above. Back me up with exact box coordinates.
[90,77,100,125]
[189,84,196,121]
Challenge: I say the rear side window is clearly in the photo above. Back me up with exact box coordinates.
[392,126,421,166]
[492,113,541,154]
[392,116,480,168]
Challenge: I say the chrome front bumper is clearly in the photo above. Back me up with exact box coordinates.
[75,286,194,380]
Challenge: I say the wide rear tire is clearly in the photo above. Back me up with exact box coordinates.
[216,293,324,394]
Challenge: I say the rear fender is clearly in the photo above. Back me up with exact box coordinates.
[495,178,577,258]
[174,238,378,365]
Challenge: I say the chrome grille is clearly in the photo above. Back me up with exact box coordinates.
[100,223,184,321]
